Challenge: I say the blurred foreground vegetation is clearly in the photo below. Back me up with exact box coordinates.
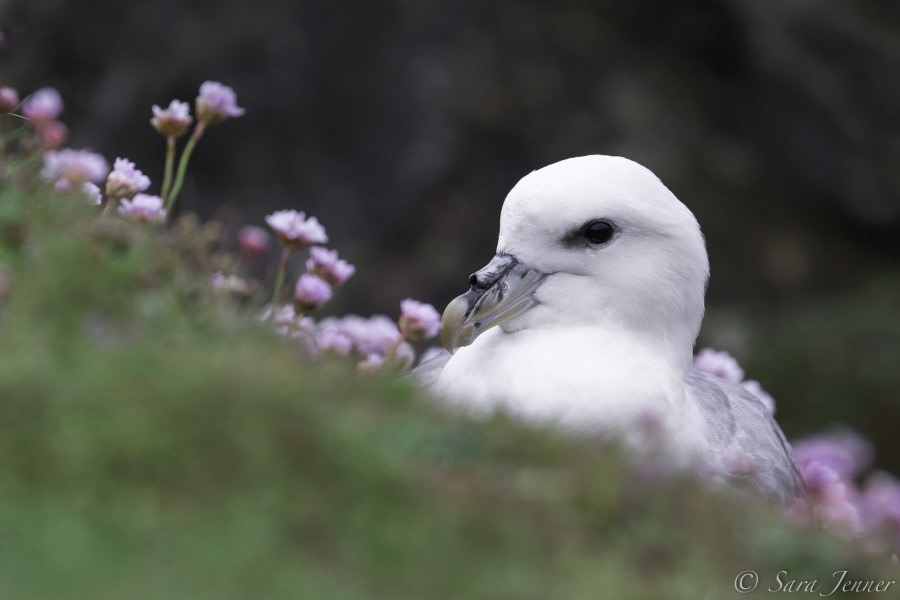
[0,184,894,599]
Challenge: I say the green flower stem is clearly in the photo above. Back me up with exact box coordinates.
[166,121,207,213]
[269,247,292,320]
[160,135,176,202]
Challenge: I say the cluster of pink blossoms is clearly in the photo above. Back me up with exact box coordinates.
[40,148,164,221]
[791,429,900,552]
[15,87,69,149]
[307,247,356,286]
[40,148,110,192]
[255,207,440,371]
[7,79,441,373]
[265,303,440,372]
[695,348,900,552]
[2,80,244,224]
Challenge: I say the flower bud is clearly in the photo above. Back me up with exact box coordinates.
[22,87,63,122]
[306,247,355,285]
[238,225,271,257]
[265,210,327,250]
[398,299,441,343]
[0,87,19,114]
[105,157,151,200]
[195,81,245,126]
[37,121,68,150]
[150,100,192,138]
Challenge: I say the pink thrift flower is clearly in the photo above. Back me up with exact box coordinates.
[348,315,402,356]
[793,429,873,481]
[306,247,355,285]
[741,379,776,415]
[238,225,271,257]
[118,193,166,223]
[41,148,110,188]
[37,121,68,150]
[294,273,332,312]
[22,87,63,122]
[265,210,328,249]
[0,87,20,114]
[195,81,245,125]
[105,157,151,199]
[151,99,193,137]
[317,328,354,356]
[862,472,900,529]
[692,348,745,383]
[318,315,403,358]
[82,182,102,206]
[398,298,441,343]
[798,460,865,536]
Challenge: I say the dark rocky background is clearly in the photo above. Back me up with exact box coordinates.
[2,0,898,465]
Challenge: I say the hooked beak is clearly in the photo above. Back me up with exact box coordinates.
[440,253,546,351]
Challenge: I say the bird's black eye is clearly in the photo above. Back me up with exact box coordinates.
[583,220,614,245]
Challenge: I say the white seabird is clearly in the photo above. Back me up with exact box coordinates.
[417,155,804,503]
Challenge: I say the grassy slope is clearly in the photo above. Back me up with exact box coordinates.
[0,187,890,599]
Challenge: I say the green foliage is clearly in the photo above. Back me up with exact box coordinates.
[0,185,891,599]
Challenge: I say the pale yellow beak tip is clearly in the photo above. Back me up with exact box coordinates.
[440,295,472,352]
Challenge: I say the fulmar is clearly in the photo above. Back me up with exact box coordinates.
[416,155,804,504]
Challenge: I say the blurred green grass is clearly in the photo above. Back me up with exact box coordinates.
[0,186,892,599]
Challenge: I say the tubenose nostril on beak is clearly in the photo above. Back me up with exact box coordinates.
[469,272,492,291]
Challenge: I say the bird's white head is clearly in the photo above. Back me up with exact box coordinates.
[441,155,709,366]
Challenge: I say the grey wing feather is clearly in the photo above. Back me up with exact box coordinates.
[686,369,805,505]
[411,348,452,392]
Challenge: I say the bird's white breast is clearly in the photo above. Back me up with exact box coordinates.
[434,326,708,459]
